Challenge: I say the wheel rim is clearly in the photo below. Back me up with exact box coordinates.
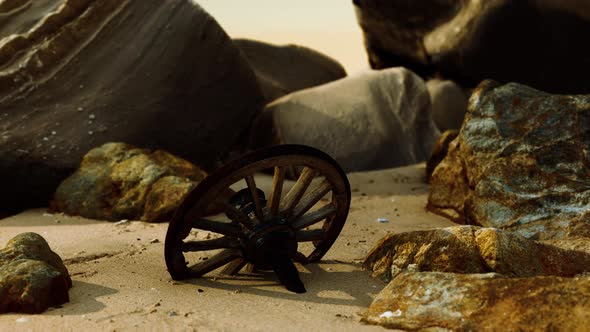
[164,144,351,281]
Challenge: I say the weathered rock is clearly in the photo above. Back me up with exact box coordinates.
[250,67,440,172]
[354,0,590,94]
[428,80,590,240]
[51,142,208,222]
[363,272,590,331]
[0,233,71,313]
[427,79,468,131]
[425,129,458,182]
[0,0,264,212]
[234,39,347,102]
[365,226,590,283]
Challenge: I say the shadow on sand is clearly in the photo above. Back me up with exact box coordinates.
[181,260,381,308]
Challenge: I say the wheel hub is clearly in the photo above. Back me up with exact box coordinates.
[235,195,305,293]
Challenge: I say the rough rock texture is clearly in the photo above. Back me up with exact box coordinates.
[51,142,208,223]
[363,272,590,331]
[234,39,347,103]
[0,0,264,211]
[354,0,590,94]
[250,67,440,172]
[426,79,468,132]
[364,226,590,283]
[425,129,458,182]
[0,233,72,313]
[428,80,590,240]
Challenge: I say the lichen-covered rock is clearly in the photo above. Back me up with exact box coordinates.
[365,226,590,283]
[354,0,590,94]
[0,0,264,212]
[249,67,440,172]
[51,142,208,222]
[363,272,590,331]
[428,80,590,240]
[234,39,347,103]
[0,233,71,313]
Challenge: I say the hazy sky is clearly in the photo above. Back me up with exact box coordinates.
[197,0,369,74]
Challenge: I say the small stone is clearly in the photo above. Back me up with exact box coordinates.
[377,218,389,223]
[379,310,402,318]
[149,238,160,244]
[0,233,72,313]
[51,131,56,135]
[197,289,204,293]
[87,131,93,135]
[88,114,96,120]
[15,317,29,323]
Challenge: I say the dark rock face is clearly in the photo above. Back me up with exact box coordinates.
[234,39,347,102]
[363,272,590,331]
[0,0,264,212]
[364,226,590,283]
[428,81,590,241]
[250,67,440,172]
[0,232,72,313]
[354,0,590,94]
[51,142,208,223]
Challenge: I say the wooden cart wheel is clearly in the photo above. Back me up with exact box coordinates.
[164,145,350,292]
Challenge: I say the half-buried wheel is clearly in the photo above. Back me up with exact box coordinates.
[164,145,351,293]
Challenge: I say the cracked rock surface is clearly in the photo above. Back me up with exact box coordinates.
[428,80,590,242]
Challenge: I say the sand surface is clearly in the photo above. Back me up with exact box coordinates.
[0,164,455,331]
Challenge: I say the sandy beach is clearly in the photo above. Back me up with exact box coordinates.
[0,164,455,331]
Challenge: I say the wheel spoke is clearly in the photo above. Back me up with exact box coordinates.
[182,237,241,252]
[267,166,286,215]
[295,229,326,242]
[223,202,256,230]
[280,167,317,217]
[290,179,332,221]
[192,218,243,237]
[291,204,337,230]
[220,258,247,275]
[188,249,241,277]
[293,251,309,263]
[244,175,265,221]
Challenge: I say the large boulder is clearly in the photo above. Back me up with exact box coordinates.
[51,142,211,223]
[0,233,71,313]
[250,67,440,172]
[428,81,590,241]
[364,226,590,283]
[354,0,590,94]
[234,39,347,102]
[0,0,264,212]
[426,79,468,132]
[363,272,590,331]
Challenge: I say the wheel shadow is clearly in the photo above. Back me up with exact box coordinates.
[181,260,381,308]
